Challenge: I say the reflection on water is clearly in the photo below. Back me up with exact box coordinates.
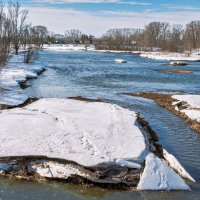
[0,51,200,200]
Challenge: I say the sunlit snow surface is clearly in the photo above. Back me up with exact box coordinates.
[172,95,200,122]
[0,98,147,166]
[137,154,190,190]
[0,54,45,106]
[140,52,200,61]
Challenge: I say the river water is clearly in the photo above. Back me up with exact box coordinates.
[0,51,200,200]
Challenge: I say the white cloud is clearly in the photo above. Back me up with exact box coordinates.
[26,7,200,36]
[33,0,119,4]
[33,0,151,5]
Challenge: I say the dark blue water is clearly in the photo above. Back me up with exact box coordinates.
[1,51,200,200]
[26,51,200,99]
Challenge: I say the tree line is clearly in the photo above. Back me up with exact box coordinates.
[95,21,200,52]
[0,1,48,66]
[51,20,200,53]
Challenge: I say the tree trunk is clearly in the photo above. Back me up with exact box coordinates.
[15,44,19,55]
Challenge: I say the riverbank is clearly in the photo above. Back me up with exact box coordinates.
[122,92,200,134]
[0,53,46,107]
[140,52,200,61]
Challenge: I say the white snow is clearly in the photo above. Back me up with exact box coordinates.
[0,98,193,190]
[140,52,200,61]
[163,149,195,182]
[0,98,147,167]
[43,44,87,51]
[137,153,190,190]
[0,54,45,106]
[173,95,200,109]
[114,59,127,63]
[115,159,141,169]
[170,61,187,66]
[172,95,200,122]
[43,45,145,54]
[28,161,89,179]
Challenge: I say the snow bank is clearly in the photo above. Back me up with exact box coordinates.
[140,52,200,61]
[43,44,86,51]
[137,153,190,190]
[0,54,45,106]
[28,161,89,179]
[172,95,200,122]
[0,98,147,167]
[115,159,141,169]
[114,59,127,63]
[163,149,195,182]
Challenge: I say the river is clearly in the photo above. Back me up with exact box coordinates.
[0,51,200,200]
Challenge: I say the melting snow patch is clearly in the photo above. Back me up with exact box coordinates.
[163,149,195,182]
[0,54,45,106]
[140,52,200,61]
[115,159,141,169]
[172,95,200,122]
[137,153,190,190]
[28,161,89,179]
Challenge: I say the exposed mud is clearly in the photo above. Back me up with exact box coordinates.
[0,156,142,190]
[160,70,193,74]
[0,97,38,110]
[123,92,200,134]
[136,114,163,159]
[68,96,104,103]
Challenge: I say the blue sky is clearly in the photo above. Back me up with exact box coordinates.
[18,0,200,35]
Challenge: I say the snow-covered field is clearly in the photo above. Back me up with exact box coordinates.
[43,44,145,54]
[43,44,88,51]
[0,98,194,190]
[172,95,200,122]
[0,54,45,106]
[140,52,200,61]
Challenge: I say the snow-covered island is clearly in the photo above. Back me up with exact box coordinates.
[140,52,200,61]
[126,92,200,134]
[0,54,45,107]
[172,95,200,124]
[0,98,195,190]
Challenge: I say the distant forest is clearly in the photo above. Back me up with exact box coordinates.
[50,21,200,53]
[0,1,48,65]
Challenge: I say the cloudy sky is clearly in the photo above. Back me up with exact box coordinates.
[18,0,200,36]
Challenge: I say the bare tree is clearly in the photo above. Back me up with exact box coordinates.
[168,24,183,52]
[65,29,82,44]
[8,1,28,55]
[184,21,200,51]
[95,28,143,51]
[0,4,12,66]
[23,46,38,63]
[144,22,170,50]
[31,25,48,47]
